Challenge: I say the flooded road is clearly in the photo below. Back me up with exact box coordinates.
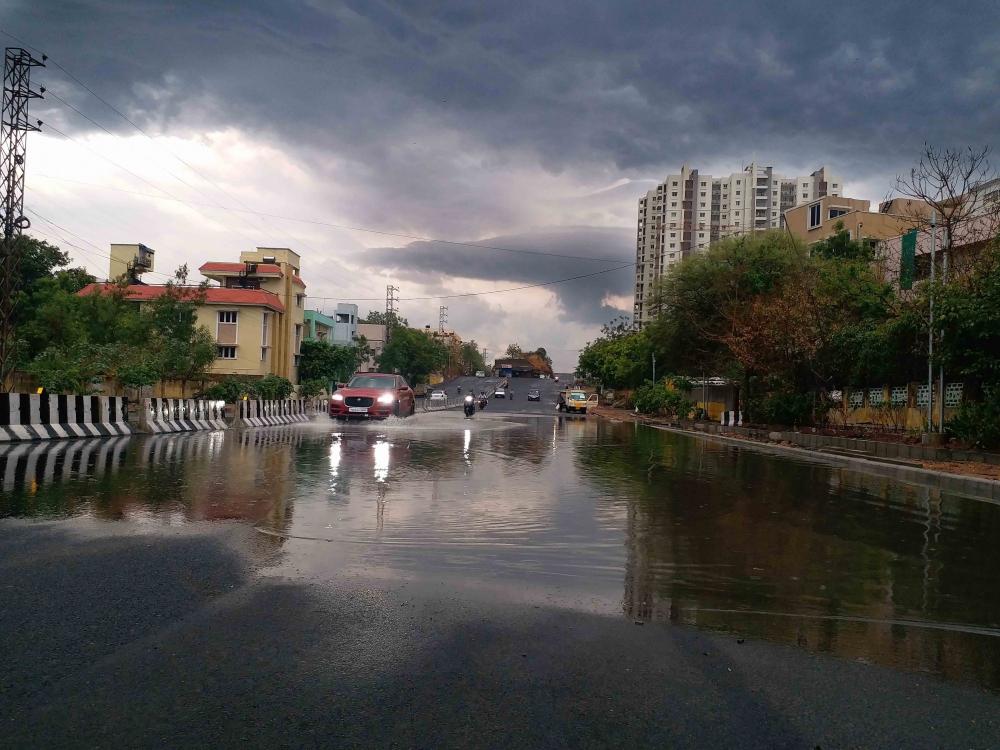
[3,412,999,696]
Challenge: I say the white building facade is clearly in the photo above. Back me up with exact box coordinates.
[633,163,842,327]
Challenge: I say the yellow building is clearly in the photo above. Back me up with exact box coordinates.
[82,245,306,387]
[784,196,923,245]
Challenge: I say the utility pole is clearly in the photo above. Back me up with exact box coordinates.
[651,352,656,383]
[0,47,45,388]
[938,231,949,433]
[438,305,448,333]
[927,213,936,433]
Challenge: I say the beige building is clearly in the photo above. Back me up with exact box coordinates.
[634,162,842,326]
[356,322,387,372]
[81,245,306,389]
[783,196,921,246]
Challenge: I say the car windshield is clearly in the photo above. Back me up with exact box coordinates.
[348,375,396,389]
[431,391,445,396]
[569,391,586,400]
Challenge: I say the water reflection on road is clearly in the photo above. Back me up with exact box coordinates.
[2,415,1000,689]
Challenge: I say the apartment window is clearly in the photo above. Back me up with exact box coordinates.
[671,181,678,186]
[735,201,740,206]
[294,323,302,354]
[802,193,808,199]
[260,347,269,362]
[829,207,849,219]
[671,192,677,197]
[698,232,704,238]
[722,204,727,210]
[808,203,822,228]
[735,190,741,195]
[669,232,676,237]
[669,243,675,248]
[832,183,839,189]
[699,212,705,218]
[295,294,304,308]
[700,192,706,197]
[217,346,237,360]
[802,182,809,188]
[670,212,677,218]
[671,202,677,207]
[217,310,238,344]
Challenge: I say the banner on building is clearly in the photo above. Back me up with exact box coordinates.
[900,229,917,290]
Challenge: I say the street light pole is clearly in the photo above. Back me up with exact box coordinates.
[651,352,656,383]
[938,233,948,432]
[927,212,936,432]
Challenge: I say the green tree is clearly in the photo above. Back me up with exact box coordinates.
[504,343,523,358]
[300,339,364,384]
[459,340,486,375]
[364,310,408,328]
[377,327,448,385]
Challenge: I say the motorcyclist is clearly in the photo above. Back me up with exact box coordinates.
[557,391,566,412]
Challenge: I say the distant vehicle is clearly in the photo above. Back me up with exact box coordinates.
[412,383,429,398]
[553,375,559,382]
[563,390,598,414]
[475,371,486,377]
[527,390,540,401]
[428,390,448,403]
[493,388,506,398]
[330,373,415,420]
[463,394,476,418]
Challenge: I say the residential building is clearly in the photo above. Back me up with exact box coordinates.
[356,322,386,372]
[303,309,336,342]
[784,196,922,246]
[80,245,306,388]
[633,162,842,327]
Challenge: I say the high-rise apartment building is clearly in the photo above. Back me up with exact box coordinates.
[632,163,842,326]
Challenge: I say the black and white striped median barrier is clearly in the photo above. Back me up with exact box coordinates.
[720,410,742,427]
[235,399,312,428]
[0,393,131,441]
[141,398,228,433]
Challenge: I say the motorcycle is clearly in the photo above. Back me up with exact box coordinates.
[477,395,488,411]
[463,394,475,418]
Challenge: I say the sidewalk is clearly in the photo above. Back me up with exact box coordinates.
[590,405,1000,487]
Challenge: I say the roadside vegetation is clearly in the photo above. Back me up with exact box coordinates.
[578,230,1000,446]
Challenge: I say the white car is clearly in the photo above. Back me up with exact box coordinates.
[428,390,448,402]
[493,388,506,398]
[475,371,485,377]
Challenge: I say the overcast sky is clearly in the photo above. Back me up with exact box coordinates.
[8,0,999,369]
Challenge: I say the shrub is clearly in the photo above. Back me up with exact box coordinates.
[199,377,253,402]
[633,379,692,419]
[299,379,326,399]
[947,389,1000,449]
[255,375,294,400]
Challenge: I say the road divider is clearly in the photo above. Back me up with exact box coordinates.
[235,399,313,428]
[140,398,228,433]
[0,393,131,441]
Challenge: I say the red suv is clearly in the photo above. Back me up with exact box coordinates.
[329,373,416,420]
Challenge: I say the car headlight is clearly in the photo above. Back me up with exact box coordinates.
[377,393,394,405]
[332,393,344,401]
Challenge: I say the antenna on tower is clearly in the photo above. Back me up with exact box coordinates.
[0,47,45,387]
[438,305,448,333]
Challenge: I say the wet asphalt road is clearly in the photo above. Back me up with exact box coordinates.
[2,407,1000,747]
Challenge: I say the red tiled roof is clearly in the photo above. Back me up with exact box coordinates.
[292,275,306,288]
[199,262,283,275]
[78,283,286,313]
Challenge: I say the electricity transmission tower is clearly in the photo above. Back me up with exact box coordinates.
[385,285,399,318]
[438,305,448,333]
[0,47,45,387]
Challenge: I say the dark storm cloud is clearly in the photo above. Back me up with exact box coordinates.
[8,0,1000,327]
[358,226,635,325]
